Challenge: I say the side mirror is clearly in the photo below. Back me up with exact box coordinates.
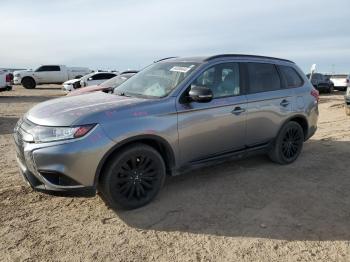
[188,85,213,103]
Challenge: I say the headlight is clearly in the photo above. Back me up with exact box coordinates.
[14,73,20,77]
[25,124,96,143]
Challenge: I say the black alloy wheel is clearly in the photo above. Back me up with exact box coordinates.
[281,126,303,160]
[269,121,304,164]
[100,144,166,209]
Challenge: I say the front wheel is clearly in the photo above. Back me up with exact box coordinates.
[268,121,304,164]
[21,77,36,89]
[99,144,166,209]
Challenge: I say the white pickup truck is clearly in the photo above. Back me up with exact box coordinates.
[13,65,91,89]
[0,71,12,92]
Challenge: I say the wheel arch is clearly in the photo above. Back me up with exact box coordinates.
[21,76,36,88]
[94,135,176,186]
[280,114,309,140]
[21,76,36,83]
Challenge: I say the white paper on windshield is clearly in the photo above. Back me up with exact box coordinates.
[170,66,192,73]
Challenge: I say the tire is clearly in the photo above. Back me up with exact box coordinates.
[99,143,166,210]
[73,82,81,89]
[268,121,304,165]
[346,107,350,116]
[328,85,333,94]
[21,77,36,89]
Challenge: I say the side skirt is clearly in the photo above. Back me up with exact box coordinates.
[172,141,272,176]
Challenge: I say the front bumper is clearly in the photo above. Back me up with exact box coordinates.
[14,121,114,193]
[13,77,21,85]
[62,84,73,91]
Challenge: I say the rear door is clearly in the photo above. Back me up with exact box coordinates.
[176,62,247,164]
[244,62,294,147]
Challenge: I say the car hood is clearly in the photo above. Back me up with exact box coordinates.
[26,92,148,126]
[14,69,33,76]
[67,85,104,96]
[63,79,80,85]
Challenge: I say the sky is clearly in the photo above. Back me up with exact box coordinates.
[1,0,350,73]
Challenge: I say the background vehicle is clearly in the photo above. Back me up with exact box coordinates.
[80,72,118,88]
[14,54,318,209]
[62,78,83,92]
[345,87,350,115]
[13,65,91,89]
[330,74,349,91]
[307,73,334,93]
[0,71,12,92]
[68,71,137,96]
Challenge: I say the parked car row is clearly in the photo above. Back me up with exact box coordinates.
[62,71,119,91]
[306,73,350,93]
[68,71,138,96]
[14,54,320,209]
[13,65,92,89]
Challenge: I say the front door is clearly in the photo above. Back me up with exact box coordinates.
[176,62,247,165]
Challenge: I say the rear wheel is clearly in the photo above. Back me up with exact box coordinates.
[99,144,166,209]
[269,121,304,164]
[328,85,333,93]
[21,77,36,89]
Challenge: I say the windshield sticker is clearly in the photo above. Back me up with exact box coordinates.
[170,66,192,73]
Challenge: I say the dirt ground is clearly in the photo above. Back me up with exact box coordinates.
[0,85,350,262]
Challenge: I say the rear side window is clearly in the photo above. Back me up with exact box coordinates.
[278,65,304,88]
[247,63,281,93]
[36,65,60,72]
[47,66,60,71]
[92,73,115,80]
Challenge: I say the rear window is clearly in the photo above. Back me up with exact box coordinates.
[278,65,304,88]
[247,63,281,93]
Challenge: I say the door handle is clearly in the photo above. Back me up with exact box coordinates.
[280,99,290,107]
[231,106,246,115]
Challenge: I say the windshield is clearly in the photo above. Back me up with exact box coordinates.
[114,62,199,98]
[100,74,134,89]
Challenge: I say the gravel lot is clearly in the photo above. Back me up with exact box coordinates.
[1,85,350,262]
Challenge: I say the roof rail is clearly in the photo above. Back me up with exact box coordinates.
[154,57,178,63]
[204,54,294,63]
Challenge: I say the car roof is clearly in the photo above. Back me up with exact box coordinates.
[157,54,294,64]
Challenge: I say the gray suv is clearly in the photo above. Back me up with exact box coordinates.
[14,54,319,209]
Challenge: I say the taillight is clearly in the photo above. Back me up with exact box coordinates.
[347,79,349,83]
[311,88,319,102]
[5,74,11,83]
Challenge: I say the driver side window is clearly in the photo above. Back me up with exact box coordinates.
[193,63,240,98]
